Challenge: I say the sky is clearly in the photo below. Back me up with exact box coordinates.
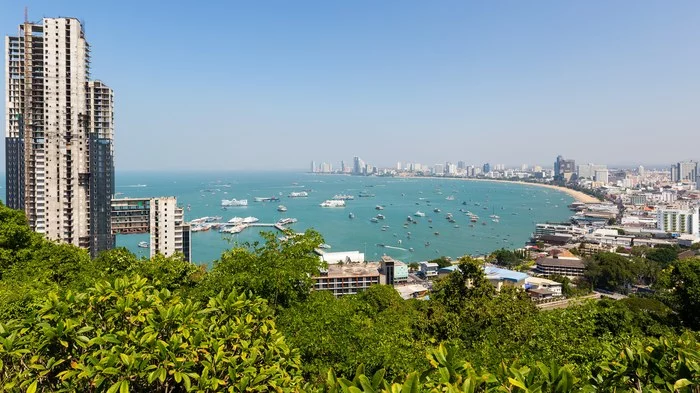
[1,0,699,171]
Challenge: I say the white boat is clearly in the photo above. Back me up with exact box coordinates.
[489,214,500,219]
[375,205,384,210]
[320,200,346,208]
[318,243,332,249]
[349,213,355,219]
[333,194,355,200]
[376,214,385,220]
[228,217,244,224]
[446,195,455,201]
[288,191,309,198]
[138,241,148,248]
[414,211,426,217]
[242,216,259,224]
[221,198,248,207]
[277,205,288,212]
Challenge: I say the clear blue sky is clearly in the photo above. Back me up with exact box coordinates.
[1,0,698,171]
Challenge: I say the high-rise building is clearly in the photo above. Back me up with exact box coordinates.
[554,155,576,181]
[671,161,698,182]
[310,161,316,173]
[353,156,361,175]
[483,163,491,174]
[5,17,114,257]
[656,206,699,237]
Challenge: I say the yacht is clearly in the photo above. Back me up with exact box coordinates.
[320,200,346,208]
[375,205,384,210]
[288,191,309,198]
[228,217,244,224]
[138,241,148,248]
[221,198,248,207]
[370,217,379,223]
[414,211,426,217]
[277,205,288,212]
[333,194,355,200]
[242,216,259,224]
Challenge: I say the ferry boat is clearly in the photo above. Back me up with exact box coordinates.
[255,196,281,202]
[414,211,426,217]
[333,194,355,200]
[221,198,248,207]
[277,205,288,212]
[288,191,309,198]
[138,241,148,248]
[320,200,346,208]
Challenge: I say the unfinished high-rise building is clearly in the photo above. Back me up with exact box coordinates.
[4,17,114,257]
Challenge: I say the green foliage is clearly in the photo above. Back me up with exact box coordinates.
[584,252,637,292]
[277,286,428,383]
[0,276,303,392]
[428,256,452,269]
[490,249,522,268]
[646,246,679,266]
[198,230,324,308]
[657,258,700,329]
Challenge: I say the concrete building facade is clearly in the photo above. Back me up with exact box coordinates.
[656,206,699,237]
[111,197,191,261]
[5,17,114,256]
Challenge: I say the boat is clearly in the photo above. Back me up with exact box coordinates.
[288,191,309,198]
[333,194,355,200]
[370,217,379,223]
[454,224,460,228]
[277,205,287,212]
[376,214,385,220]
[255,196,281,202]
[277,218,297,225]
[445,213,453,219]
[138,241,148,248]
[349,213,355,219]
[489,214,500,219]
[358,191,375,198]
[446,195,455,201]
[320,200,346,208]
[492,219,500,223]
[242,216,259,224]
[221,198,248,207]
[434,232,440,235]
[433,208,441,213]
[318,243,332,249]
[228,217,244,224]
[375,205,384,210]
[470,217,478,222]
[409,248,414,252]
[414,211,425,217]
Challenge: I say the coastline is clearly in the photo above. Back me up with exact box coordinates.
[401,176,601,204]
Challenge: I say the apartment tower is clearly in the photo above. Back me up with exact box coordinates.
[4,17,114,256]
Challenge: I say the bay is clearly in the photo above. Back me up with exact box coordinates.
[114,171,574,266]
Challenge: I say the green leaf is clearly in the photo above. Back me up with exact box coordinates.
[120,380,129,393]
[674,379,692,390]
[27,381,38,393]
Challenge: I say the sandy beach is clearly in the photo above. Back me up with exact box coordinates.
[403,176,601,204]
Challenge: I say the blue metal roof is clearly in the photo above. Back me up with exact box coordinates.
[484,265,529,282]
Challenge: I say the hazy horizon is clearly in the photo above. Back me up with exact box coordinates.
[1,1,698,171]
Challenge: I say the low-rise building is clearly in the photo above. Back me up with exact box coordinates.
[484,265,528,290]
[536,255,586,277]
[525,276,563,296]
[419,261,439,277]
[313,262,381,296]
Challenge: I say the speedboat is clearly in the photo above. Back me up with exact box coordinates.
[414,211,425,217]
[277,205,287,212]
[138,241,148,248]
[349,213,355,219]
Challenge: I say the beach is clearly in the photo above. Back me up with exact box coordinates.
[402,176,601,204]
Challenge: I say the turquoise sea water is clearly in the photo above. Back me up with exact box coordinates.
[113,172,574,266]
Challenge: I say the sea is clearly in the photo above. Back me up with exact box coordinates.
[110,171,575,266]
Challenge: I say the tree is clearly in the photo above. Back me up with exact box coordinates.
[584,252,637,292]
[645,246,678,266]
[408,262,420,272]
[490,249,521,268]
[658,258,700,329]
[428,256,452,268]
[0,276,304,392]
[197,229,324,308]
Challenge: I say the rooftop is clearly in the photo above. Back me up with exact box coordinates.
[317,262,381,278]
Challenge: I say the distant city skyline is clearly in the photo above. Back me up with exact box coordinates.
[2,0,699,171]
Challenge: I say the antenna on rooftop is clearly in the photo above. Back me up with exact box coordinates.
[24,6,28,23]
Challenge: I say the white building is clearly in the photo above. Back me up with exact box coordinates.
[111,197,191,261]
[656,206,700,237]
[419,261,439,277]
[5,17,115,256]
